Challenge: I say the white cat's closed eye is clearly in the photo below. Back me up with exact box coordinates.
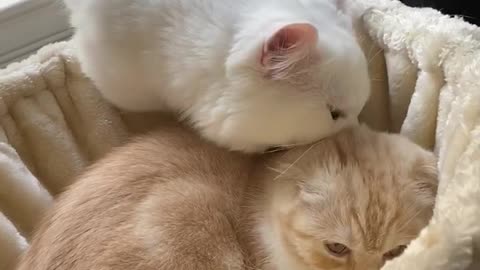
[327,104,345,121]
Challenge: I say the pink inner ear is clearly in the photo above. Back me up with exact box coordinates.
[261,23,318,77]
[265,23,318,53]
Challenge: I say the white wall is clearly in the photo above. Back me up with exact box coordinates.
[0,0,72,67]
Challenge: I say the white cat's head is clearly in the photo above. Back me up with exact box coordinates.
[194,2,370,152]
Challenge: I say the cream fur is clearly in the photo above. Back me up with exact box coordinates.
[246,125,437,270]
[14,124,437,270]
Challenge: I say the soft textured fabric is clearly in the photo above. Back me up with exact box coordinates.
[0,0,479,269]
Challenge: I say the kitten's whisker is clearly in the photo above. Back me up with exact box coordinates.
[367,49,383,65]
[273,141,319,181]
[396,206,425,232]
[266,166,284,174]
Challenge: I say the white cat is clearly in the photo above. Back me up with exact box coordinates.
[64,0,371,152]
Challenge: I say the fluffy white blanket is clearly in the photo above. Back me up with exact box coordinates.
[0,0,479,269]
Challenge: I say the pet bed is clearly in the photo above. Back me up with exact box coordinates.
[0,0,479,269]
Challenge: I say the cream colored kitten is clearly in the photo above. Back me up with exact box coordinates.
[16,124,437,270]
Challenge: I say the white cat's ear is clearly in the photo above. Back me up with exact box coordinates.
[261,23,318,79]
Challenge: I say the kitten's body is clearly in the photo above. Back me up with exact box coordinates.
[17,124,437,270]
[64,0,370,152]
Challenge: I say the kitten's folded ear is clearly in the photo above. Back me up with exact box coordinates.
[261,23,318,79]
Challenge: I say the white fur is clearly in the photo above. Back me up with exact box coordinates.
[63,0,370,152]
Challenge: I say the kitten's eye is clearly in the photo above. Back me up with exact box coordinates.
[329,108,344,121]
[325,242,350,257]
[383,245,407,260]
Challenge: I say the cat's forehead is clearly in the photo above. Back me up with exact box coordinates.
[294,127,437,206]
[277,126,430,179]
[273,126,437,247]
[293,169,433,252]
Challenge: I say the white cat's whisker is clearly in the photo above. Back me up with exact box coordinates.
[264,142,309,153]
[366,41,378,58]
[264,149,282,153]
